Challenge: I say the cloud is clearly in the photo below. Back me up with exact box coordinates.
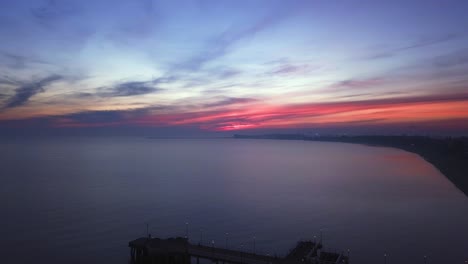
[2,90,468,135]
[106,0,161,46]
[327,78,384,90]
[215,68,242,79]
[69,76,176,100]
[434,49,468,68]
[123,92,467,132]
[268,63,314,75]
[99,81,161,97]
[3,75,62,109]
[0,52,50,70]
[151,75,180,85]
[30,0,81,28]
[71,92,95,99]
[0,75,20,86]
[397,34,459,52]
[203,97,258,108]
[175,8,296,71]
[366,33,460,60]
[58,109,148,125]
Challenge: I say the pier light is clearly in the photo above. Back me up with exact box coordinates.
[199,229,203,245]
[253,236,256,254]
[225,233,229,249]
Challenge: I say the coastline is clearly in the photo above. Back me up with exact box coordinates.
[233,134,468,197]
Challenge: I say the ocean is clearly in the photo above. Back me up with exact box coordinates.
[1,137,467,264]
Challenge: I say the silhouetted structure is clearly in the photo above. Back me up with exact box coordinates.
[129,237,349,264]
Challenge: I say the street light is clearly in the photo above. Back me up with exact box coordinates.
[253,236,256,254]
[199,228,203,245]
[225,233,229,249]
[185,222,189,240]
[384,253,387,264]
[211,240,215,259]
[320,229,323,244]
[424,255,427,264]
[240,244,244,264]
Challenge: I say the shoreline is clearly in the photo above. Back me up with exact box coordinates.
[233,134,468,197]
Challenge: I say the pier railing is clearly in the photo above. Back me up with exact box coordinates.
[129,237,348,264]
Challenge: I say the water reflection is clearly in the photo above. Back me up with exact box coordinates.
[0,138,467,264]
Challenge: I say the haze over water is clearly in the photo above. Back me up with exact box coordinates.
[1,138,467,264]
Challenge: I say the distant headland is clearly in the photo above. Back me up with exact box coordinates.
[233,134,468,197]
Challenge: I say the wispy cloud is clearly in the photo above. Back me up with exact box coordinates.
[30,0,82,28]
[0,75,20,86]
[55,108,150,126]
[98,80,161,97]
[215,68,242,79]
[268,63,315,76]
[366,33,460,60]
[328,78,384,90]
[151,75,180,85]
[0,52,50,70]
[107,0,160,44]
[174,8,296,71]
[3,75,62,109]
[2,91,468,134]
[202,97,258,108]
[434,48,468,68]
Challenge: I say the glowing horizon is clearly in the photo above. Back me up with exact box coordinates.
[1,1,468,135]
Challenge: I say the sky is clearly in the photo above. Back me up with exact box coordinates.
[1,0,468,136]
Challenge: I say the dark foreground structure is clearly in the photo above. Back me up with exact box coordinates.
[129,237,349,264]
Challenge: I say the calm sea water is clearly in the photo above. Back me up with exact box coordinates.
[0,137,467,264]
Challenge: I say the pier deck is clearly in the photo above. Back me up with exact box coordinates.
[129,237,348,264]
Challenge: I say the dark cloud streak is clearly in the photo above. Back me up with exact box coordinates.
[366,33,460,60]
[434,48,468,68]
[0,75,20,86]
[202,97,257,108]
[268,63,314,75]
[3,75,62,109]
[175,7,297,71]
[328,78,384,90]
[98,81,161,97]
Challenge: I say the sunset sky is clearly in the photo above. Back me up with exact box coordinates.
[1,0,468,136]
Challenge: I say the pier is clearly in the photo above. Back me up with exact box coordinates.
[129,237,349,264]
